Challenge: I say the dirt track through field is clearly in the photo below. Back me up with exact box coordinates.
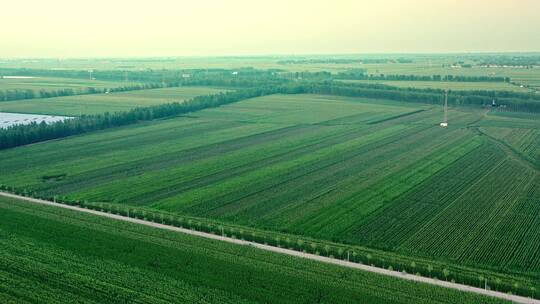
[1,191,538,304]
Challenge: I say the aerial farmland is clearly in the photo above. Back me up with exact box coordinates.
[1,1,540,303]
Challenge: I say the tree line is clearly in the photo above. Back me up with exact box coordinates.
[302,82,540,112]
[333,80,540,101]
[336,70,510,82]
[0,67,285,84]
[277,58,411,64]
[0,70,293,103]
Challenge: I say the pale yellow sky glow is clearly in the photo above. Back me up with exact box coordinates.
[1,0,539,57]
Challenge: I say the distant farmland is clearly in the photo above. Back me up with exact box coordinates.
[0,86,227,115]
[339,79,530,92]
[0,76,138,93]
[1,93,539,287]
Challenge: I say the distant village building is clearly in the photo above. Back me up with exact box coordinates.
[182,74,191,78]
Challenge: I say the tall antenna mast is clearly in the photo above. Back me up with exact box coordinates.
[444,90,448,124]
[440,90,448,128]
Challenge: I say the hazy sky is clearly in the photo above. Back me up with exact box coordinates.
[1,0,539,58]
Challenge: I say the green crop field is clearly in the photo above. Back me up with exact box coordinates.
[2,92,539,289]
[0,76,139,94]
[0,86,227,116]
[339,79,530,92]
[0,196,508,304]
[477,111,540,166]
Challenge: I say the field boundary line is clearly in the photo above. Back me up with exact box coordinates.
[476,127,540,172]
[1,191,538,304]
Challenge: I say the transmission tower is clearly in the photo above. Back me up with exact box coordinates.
[440,90,448,127]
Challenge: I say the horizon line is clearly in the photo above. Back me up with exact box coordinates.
[1,51,540,60]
